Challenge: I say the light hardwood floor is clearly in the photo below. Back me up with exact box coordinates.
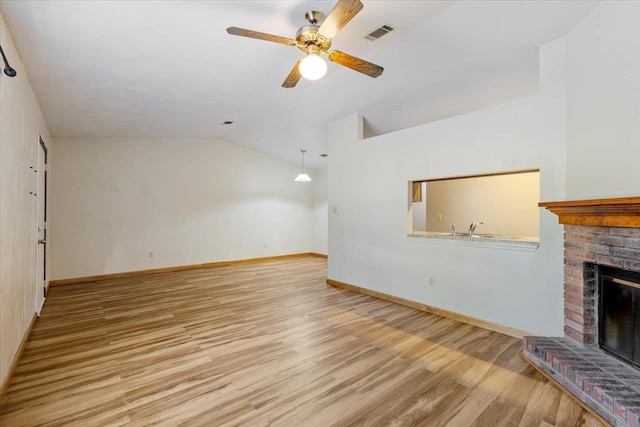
[0,257,602,426]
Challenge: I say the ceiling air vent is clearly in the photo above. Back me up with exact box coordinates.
[365,24,394,41]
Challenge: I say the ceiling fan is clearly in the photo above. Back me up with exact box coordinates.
[226,0,384,88]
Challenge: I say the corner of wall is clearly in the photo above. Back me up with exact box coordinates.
[311,167,328,256]
[0,12,54,391]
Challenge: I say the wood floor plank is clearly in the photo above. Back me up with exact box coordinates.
[0,257,603,426]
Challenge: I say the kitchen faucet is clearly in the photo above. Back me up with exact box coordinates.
[469,222,483,236]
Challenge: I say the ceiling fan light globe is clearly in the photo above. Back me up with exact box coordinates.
[294,173,312,182]
[299,53,327,81]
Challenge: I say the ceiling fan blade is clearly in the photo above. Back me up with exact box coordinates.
[282,59,303,88]
[328,51,384,78]
[318,0,363,39]
[226,27,297,47]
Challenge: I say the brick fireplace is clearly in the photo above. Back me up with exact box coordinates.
[523,197,640,427]
[563,225,640,344]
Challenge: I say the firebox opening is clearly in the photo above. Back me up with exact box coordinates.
[598,265,640,368]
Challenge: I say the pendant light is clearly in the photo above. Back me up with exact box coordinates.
[294,149,312,182]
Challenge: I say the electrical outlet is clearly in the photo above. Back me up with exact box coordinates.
[148,251,154,258]
[332,206,338,214]
[263,243,267,249]
[436,213,442,221]
[428,277,436,287]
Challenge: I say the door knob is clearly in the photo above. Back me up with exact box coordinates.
[38,239,46,244]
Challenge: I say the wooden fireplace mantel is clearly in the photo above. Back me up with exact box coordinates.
[539,196,640,227]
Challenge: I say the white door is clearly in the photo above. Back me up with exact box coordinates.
[35,137,48,313]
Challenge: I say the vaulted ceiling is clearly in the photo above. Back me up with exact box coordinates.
[1,0,599,168]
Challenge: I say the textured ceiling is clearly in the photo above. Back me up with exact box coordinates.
[1,0,599,168]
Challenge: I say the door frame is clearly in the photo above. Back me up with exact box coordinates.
[35,135,48,313]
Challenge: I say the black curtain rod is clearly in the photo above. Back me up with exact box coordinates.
[0,44,17,77]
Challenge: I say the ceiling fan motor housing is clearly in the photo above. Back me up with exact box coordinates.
[295,25,332,53]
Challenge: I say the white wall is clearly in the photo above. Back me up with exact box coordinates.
[328,39,567,336]
[0,13,53,389]
[565,1,640,199]
[311,167,328,255]
[51,137,312,279]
